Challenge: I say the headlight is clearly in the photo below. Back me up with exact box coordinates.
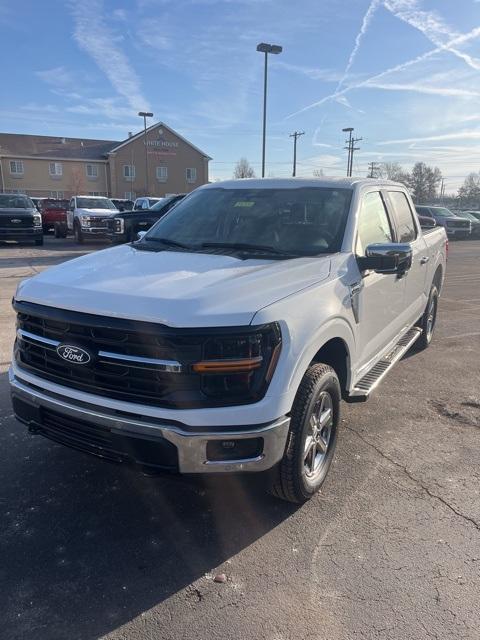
[80,215,91,227]
[114,218,124,233]
[191,323,282,402]
[33,214,42,226]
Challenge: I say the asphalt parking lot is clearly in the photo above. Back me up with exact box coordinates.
[0,237,479,640]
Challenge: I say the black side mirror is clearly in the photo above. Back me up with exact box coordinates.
[418,215,436,229]
[357,243,412,275]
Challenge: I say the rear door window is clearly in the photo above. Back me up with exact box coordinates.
[388,191,418,242]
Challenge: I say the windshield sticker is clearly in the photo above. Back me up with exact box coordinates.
[234,201,255,207]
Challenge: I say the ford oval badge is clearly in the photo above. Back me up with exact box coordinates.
[56,344,92,365]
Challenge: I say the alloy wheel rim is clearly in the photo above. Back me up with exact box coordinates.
[303,391,334,481]
[426,295,437,340]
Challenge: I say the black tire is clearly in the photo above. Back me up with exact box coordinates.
[416,285,439,350]
[34,236,44,246]
[54,222,68,239]
[269,363,341,504]
[74,221,84,244]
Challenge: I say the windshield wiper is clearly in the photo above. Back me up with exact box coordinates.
[144,237,193,250]
[199,242,298,256]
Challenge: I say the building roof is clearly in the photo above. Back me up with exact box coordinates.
[0,122,212,161]
[110,122,212,160]
[0,132,117,160]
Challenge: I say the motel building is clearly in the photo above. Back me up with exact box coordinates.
[0,122,211,200]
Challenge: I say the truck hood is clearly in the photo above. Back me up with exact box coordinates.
[16,244,332,327]
[77,208,117,217]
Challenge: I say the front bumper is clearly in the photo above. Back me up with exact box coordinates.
[0,227,42,241]
[80,226,110,238]
[9,366,290,474]
[446,227,471,237]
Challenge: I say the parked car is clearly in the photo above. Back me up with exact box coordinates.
[111,198,134,212]
[66,195,118,243]
[415,205,471,238]
[37,198,68,234]
[10,178,447,503]
[0,193,43,245]
[106,194,186,243]
[456,211,480,237]
[463,210,480,222]
[133,197,164,210]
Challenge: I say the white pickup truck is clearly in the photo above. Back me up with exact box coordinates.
[66,195,118,243]
[10,178,447,503]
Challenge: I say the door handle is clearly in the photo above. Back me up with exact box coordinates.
[420,256,430,264]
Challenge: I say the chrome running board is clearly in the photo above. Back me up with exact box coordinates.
[348,327,422,401]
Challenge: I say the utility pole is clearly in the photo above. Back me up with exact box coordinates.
[349,136,362,177]
[342,128,353,177]
[368,162,381,178]
[290,131,305,177]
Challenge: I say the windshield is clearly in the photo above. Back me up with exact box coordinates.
[77,197,116,210]
[150,198,172,211]
[0,194,34,209]
[144,187,352,256]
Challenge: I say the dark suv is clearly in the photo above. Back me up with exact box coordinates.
[106,194,185,243]
[0,194,43,245]
[415,205,471,238]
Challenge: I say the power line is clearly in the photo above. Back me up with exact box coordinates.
[368,161,381,178]
[289,131,305,177]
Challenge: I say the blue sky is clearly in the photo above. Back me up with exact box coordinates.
[1,0,480,190]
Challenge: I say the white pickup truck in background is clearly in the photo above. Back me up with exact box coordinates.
[10,178,447,503]
[66,195,118,243]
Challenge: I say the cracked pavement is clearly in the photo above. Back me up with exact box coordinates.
[0,237,479,640]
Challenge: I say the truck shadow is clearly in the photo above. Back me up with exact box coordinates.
[0,372,298,640]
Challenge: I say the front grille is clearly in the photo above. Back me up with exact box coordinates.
[14,301,275,410]
[0,227,35,234]
[448,220,470,228]
[37,407,178,469]
[89,217,111,229]
[0,216,33,229]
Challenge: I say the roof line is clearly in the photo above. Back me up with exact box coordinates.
[1,154,108,162]
[109,121,212,159]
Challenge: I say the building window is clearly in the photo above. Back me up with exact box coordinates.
[125,192,136,200]
[89,191,103,196]
[9,160,24,175]
[50,191,64,198]
[123,165,135,181]
[49,162,63,177]
[186,167,197,183]
[86,164,98,179]
[5,188,22,194]
[156,166,168,182]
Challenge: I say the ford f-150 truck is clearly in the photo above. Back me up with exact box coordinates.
[0,194,43,245]
[9,178,447,503]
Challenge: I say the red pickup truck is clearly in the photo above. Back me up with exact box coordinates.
[36,199,68,234]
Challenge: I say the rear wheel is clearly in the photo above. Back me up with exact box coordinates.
[269,363,340,503]
[74,221,84,244]
[416,285,439,350]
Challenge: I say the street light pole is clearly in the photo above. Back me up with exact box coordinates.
[257,43,282,178]
[138,111,153,195]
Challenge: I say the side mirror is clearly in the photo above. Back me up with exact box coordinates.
[136,231,147,241]
[418,215,436,229]
[357,243,412,275]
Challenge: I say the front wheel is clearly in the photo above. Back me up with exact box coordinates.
[269,363,340,503]
[416,285,439,350]
[74,222,84,244]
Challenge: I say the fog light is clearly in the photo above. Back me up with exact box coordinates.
[206,438,263,462]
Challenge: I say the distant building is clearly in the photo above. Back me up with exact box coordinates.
[0,122,211,199]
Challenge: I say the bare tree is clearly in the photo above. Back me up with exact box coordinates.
[381,162,406,182]
[233,158,256,179]
[458,172,480,207]
[407,162,442,203]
